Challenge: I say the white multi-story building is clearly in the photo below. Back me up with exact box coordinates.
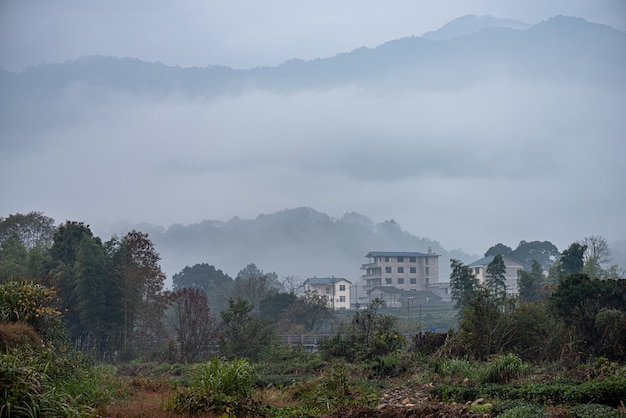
[303,277,352,310]
[361,250,440,292]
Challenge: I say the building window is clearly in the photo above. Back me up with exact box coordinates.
[425,267,429,276]
[339,284,346,291]
[397,267,404,273]
[474,267,480,275]
[425,257,429,265]
[339,296,346,302]
[385,278,392,284]
[410,267,416,274]
[409,256,416,262]
[397,278,404,284]
[397,256,404,262]
[326,287,330,294]
[425,278,430,286]
[385,256,391,262]
[410,278,417,285]
[385,267,392,273]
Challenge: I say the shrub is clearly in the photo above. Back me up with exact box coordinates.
[490,400,540,416]
[367,351,413,378]
[573,379,626,407]
[569,403,621,418]
[0,279,63,342]
[170,357,259,416]
[481,379,626,407]
[411,331,448,355]
[293,365,377,414]
[432,358,476,379]
[0,347,116,418]
[497,404,548,418]
[430,384,479,403]
[481,353,531,384]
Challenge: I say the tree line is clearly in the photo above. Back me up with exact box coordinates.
[0,211,336,363]
[446,239,626,362]
[2,211,625,365]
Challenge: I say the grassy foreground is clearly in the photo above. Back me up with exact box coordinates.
[96,353,626,418]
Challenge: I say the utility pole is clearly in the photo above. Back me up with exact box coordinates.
[418,304,422,333]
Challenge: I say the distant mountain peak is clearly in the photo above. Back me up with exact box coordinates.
[422,14,530,41]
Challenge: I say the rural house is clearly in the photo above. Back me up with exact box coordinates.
[303,277,352,310]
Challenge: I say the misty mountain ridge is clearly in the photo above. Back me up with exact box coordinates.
[421,14,530,40]
[2,14,624,149]
[93,207,476,285]
[1,15,623,100]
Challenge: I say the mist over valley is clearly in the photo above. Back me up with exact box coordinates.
[2,15,625,275]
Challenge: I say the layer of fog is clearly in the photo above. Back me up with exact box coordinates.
[2,76,624,271]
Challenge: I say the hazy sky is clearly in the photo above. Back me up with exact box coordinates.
[1,1,625,259]
[1,0,625,71]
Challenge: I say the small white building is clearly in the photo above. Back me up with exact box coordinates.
[303,277,352,310]
[468,255,524,295]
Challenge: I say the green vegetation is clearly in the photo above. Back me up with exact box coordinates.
[170,357,259,416]
[0,280,119,417]
[2,212,626,416]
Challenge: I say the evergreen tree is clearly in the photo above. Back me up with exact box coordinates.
[220,297,275,361]
[485,243,513,258]
[517,260,546,302]
[449,259,478,312]
[74,235,109,357]
[512,240,560,271]
[172,263,233,312]
[49,221,94,341]
[486,254,507,299]
[557,242,587,280]
[232,263,282,311]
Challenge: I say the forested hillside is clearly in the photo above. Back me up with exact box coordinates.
[94,207,474,283]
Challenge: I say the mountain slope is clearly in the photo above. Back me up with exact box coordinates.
[1,16,623,99]
[421,14,530,40]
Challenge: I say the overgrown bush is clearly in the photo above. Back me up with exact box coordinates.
[0,279,64,342]
[432,357,477,379]
[480,353,531,384]
[497,404,548,418]
[481,379,626,407]
[430,384,480,403]
[0,347,117,418]
[0,279,116,417]
[569,403,622,418]
[170,357,260,416]
[320,299,405,362]
[366,351,414,378]
[292,365,377,414]
[411,331,449,355]
[490,400,541,416]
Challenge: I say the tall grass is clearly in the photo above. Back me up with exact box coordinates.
[170,357,258,416]
[0,348,117,418]
[432,358,477,379]
[481,353,531,384]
